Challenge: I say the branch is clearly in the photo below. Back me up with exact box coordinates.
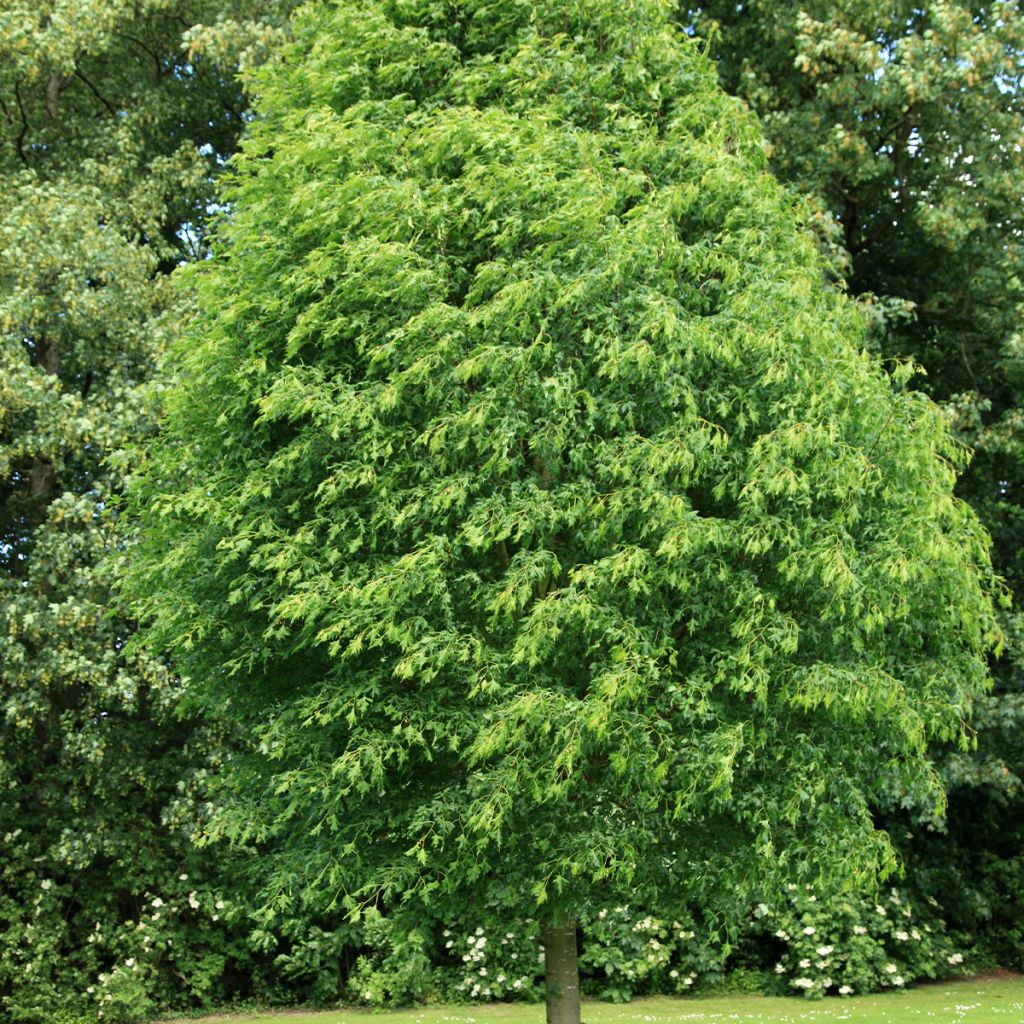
[73,68,118,118]
[12,79,30,165]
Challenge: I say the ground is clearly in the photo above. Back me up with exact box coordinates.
[152,978,1024,1024]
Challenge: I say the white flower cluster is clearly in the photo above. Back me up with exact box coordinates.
[450,924,536,999]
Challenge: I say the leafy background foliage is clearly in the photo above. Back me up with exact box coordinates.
[0,3,300,1020]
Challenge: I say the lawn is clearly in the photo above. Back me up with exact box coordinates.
[155,979,1024,1024]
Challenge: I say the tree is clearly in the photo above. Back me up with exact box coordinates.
[686,0,1024,961]
[126,0,1001,1019]
[0,3,293,1018]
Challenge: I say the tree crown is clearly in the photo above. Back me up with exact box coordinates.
[128,0,1000,923]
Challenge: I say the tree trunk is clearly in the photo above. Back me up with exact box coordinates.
[28,334,59,501]
[544,914,580,1024]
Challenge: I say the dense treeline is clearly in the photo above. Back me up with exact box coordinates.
[0,4,307,1020]
[0,1,1021,1022]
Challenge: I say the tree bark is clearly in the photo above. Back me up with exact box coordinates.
[28,334,59,501]
[544,914,580,1024]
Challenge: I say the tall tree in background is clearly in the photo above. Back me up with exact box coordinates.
[126,1,999,1021]
[0,4,293,1019]
[686,0,1024,962]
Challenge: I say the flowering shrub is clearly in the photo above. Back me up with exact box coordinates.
[83,878,245,1022]
[442,919,545,1002]
[345,903,544,1007]
[0,834,308,1024]
[759,884,966,999]
[578,906,726,1002]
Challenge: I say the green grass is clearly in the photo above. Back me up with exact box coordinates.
[155,980,1024,1024]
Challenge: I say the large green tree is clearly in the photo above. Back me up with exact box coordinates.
[127,0,1000,1019]
[0,3,293,1019]
[686,0,1024,960]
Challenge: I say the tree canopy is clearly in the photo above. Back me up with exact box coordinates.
[128,0,1001,961]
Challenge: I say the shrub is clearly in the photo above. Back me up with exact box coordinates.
[758,884,966,998]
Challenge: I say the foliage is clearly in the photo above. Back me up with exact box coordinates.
[578,906,726,1002]
[126,0,999,990]
[346,910,438,1007]
[686,0,1024,961]
[0,2,295,1021]
[756,884,961,1000]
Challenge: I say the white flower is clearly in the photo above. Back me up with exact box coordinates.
[808,895,817,903]
[496,975,505,984]
[885,963,898,974]
[598,910,607,920]
[188,892,200,910]
[475,927,484,936]
[40,880,52,891]
[893,975,905,987]
[802,926,816,935]
[799,958,811,968]
[822,977,832,988]
[462,954,471,963]
[793,978,814,989]
[816,945,833,956]
[513,979,522,990]
[125,958,135,968]
[895,931,909,941]
[179,874,188,881]
[445,940,453,949]
[948,952,964,965]
[510,952,518,960]
[839,985,853,995]
[875,905,887,916]
[911,929,922,941]
[774,964,786,974]
[215,899,225,910]
[669,969,679,978]
[853,925,867,935]
[683,976,693,986]
[151,897,164,909]
[479,968,487,977]
[774,930,788,939]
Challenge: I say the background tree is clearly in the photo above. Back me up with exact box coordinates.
[126,0,1000,1020]
[0,3,296,1019]
[685,0,1024,964]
